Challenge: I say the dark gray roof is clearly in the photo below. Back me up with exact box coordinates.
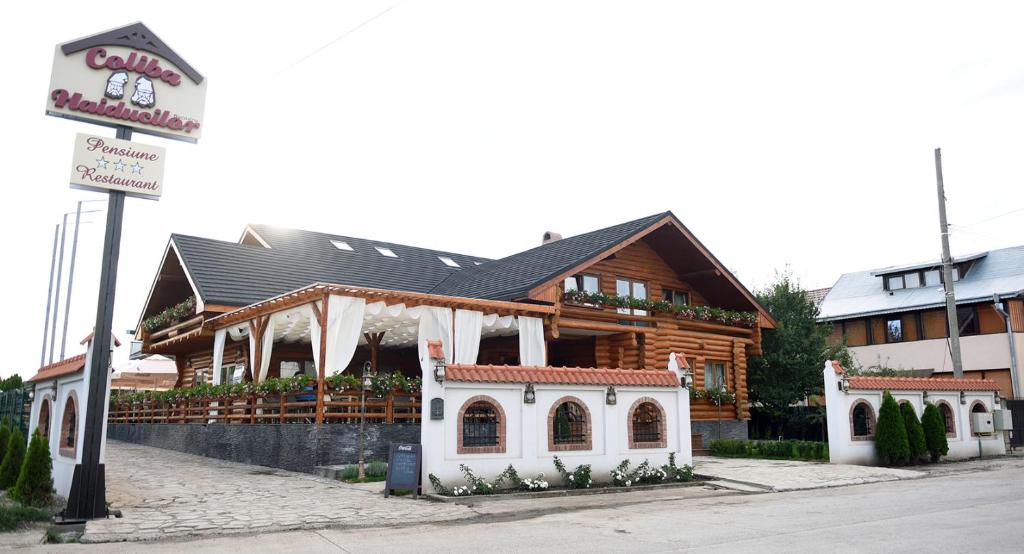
[170,213,670,307]
[818,245,1024,321]
[429,213,670,300]
[172,226,489,307]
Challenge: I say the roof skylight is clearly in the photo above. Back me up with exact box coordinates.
[439,256,460,268]
[330,240,353,251]
[375,246,398,258]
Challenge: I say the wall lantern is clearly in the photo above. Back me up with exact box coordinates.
[680,370,694,389]
[433,359,446,384]
[523,383,536,404]
[362,361,373,391]
[26,388,34,401]
[922,391,929,400]
[960,391,967,405]
[839,375,849,393]
[606,386,617,406]
[427,339,446,384]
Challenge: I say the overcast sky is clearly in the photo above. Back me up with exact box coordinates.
[3,1,1024,377]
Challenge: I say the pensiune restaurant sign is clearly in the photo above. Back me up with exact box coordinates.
[46,22,207,143]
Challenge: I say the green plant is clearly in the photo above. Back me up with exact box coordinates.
[662,453,694,482]
[142,296,197,332]
[0,431,25,490]
[610,459,668,487]
[562,289,757,327]
[0,422,10,468]
[9,430,52,507]
[428,473,452,496]
[875,391,910,466]
[690,388,736,405]
[325,373,361,390]
[0,502,50,532]
[366,460,387,479]
[921,402,949,463]
[552,456,592,489]
[709,439,828,461]
[900,402,927,463]
[339,465,359,480]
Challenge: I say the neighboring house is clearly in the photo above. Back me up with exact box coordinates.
[134,212,776,453]
[110,354,177,391]
[805,287,831,308]
[818,246,1024,401]
[26,332,118,499]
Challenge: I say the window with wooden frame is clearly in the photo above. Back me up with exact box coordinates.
[615,278,648,316]
[885,318,903,343]
[563,274,600,294]
[957,305,979,336]
[628,398,667,448]
[850,401,875,440]
[59,395,78,458]
[704,361,727,391]
[937,401,956,438]
[38,398,51,439]
[457,396,507,454]
[662,289,690,308]
[548,397,592,451]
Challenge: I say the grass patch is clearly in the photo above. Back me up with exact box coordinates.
[0,503,50,532]
[339,460,387,483]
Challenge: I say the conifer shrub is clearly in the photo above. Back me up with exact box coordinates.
[0,430,26,490]
[921,402,950,463]
[9,430,52,507]
[874,391,910,466]
[900,402,927,463]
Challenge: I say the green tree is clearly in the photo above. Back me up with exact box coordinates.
[0,375,23,392]
[900,402,927,463]
[875,391,910,466]
[0,421,10,467]
[921,402,950,462]
[9,430,53,507]
[748,271,855,434]
[0,428,25,489]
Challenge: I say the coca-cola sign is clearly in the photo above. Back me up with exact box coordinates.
[69,133,165,199]
[46,23,206,143]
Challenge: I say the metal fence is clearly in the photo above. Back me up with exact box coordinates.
[0,388,29,436]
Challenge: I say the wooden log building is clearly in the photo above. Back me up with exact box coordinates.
[133,212,775,446]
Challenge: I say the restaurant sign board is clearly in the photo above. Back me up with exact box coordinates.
[69,133,165,199]
[46,22,207,142]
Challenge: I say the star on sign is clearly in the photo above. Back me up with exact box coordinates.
[131,162,143,174]
[113,159,126,172]
[96,157,109,169]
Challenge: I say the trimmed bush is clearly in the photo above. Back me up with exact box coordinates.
[0,430,25,490]
[900,402,927,463]
[9,430,52,507]
[922,402,950,463]
[366,460,387,479]
[875,391,910,466]
[709,439,828,461]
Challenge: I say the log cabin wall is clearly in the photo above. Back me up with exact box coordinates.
[177,339,249,388]
[558,239,755,420]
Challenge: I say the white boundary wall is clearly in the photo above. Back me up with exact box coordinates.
[823,361,1004,465]
[28,342,112,499]
[421,374,692,486]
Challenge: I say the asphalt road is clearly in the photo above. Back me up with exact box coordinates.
[37,460,1024,553]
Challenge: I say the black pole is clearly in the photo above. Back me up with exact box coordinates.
[40,224,59,369]
[65,126,130,520]
[60,201,84,361]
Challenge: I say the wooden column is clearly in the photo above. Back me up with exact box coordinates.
[364,332,384,371]
[313,295,328,425]
[249,316,269,424]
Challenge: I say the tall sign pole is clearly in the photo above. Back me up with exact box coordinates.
[49,214,68,365]
[47,22,205,520]
[40,224,59,368]
[935,148,964,379]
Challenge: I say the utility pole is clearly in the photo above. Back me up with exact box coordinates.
[60,202,102,360]
[935,148,964,379]
[40,224,59,368]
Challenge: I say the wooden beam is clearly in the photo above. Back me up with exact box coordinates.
[316,295,328,425]
[677,268,721,279]
[148,315,204,341]
[558,318,654,335]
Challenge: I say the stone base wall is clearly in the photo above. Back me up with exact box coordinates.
[691,419,748,447]
[107,423,421,473]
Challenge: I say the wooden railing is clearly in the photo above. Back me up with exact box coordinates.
[108,387,422,425]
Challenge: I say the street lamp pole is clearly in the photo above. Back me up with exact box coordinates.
[359,361,371,480]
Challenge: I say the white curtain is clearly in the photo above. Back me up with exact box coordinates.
[304,302,321,372]
[325,295,367,375]
[518,316,546,367]
[257,317,276,383]
[212,328,226,385]
[454,309,483,365]
[418,306,454,365]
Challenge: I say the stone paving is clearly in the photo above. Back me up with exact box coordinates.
[693,456,924,491]
[82,441,475,543]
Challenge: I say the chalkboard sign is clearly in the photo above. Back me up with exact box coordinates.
[430,397,444,420]
[385,443,422,498]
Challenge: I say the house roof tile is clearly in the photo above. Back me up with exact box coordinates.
[445,364,681,388]
[28,354,87,383]
[847,375,1000,392]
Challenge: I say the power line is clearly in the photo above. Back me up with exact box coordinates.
[276,2,404,76]
[954,206,1024,228]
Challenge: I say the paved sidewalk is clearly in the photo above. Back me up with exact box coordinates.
[83,441,474,543]
[693,457,924,491]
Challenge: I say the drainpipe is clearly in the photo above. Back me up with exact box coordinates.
[992,294,1021,401]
